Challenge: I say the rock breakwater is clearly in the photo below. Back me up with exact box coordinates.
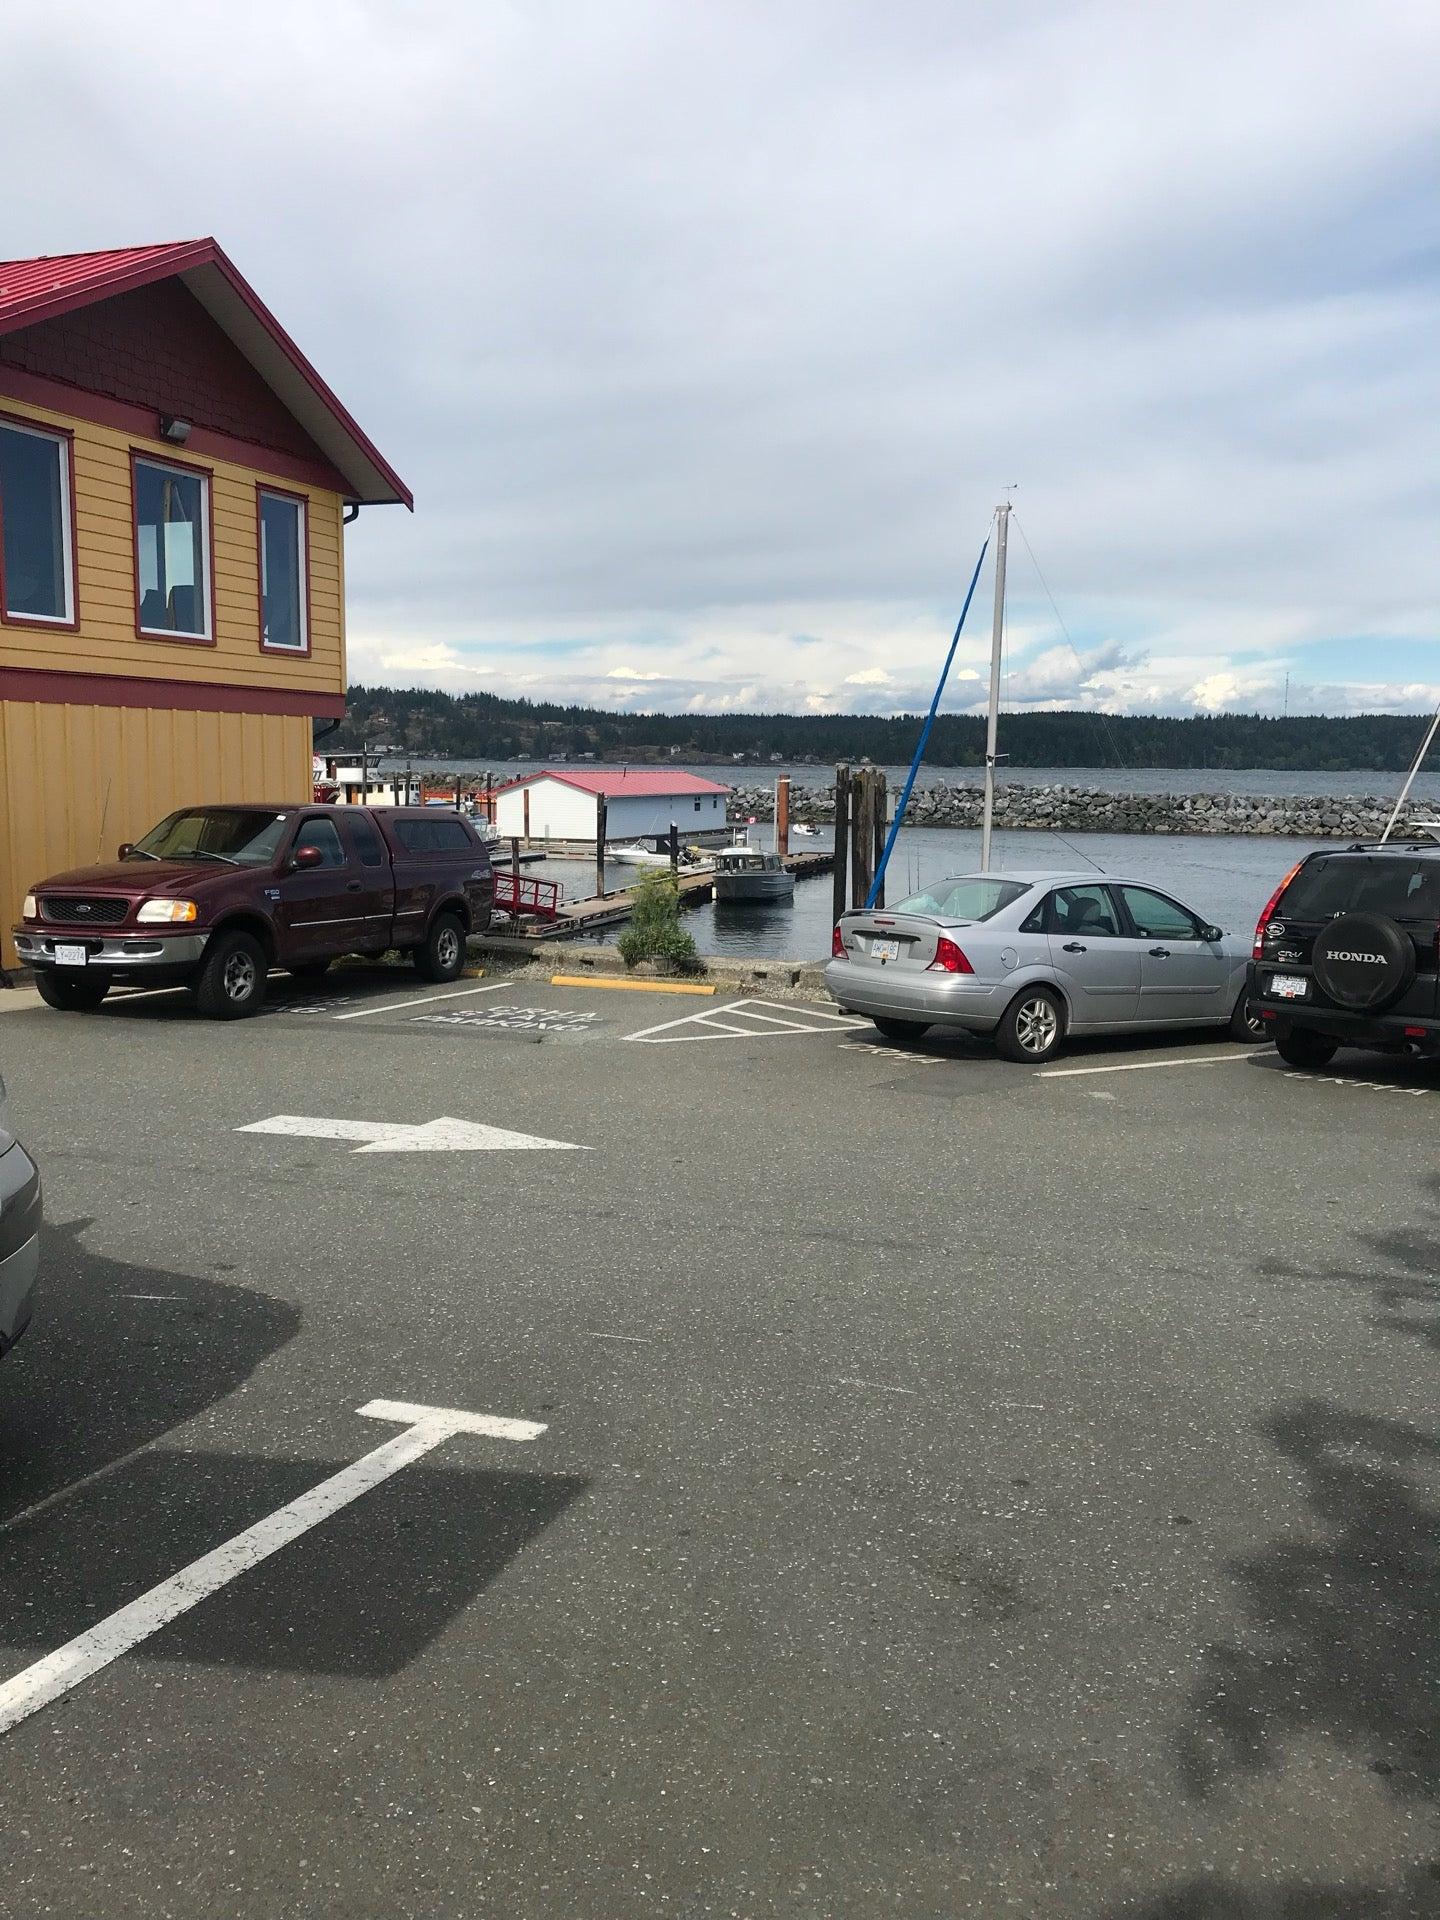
[729,781,1419,839]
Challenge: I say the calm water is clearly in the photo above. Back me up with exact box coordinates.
[536,826,1324,961]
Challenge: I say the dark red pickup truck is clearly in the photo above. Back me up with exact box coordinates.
[13,803,494,1018]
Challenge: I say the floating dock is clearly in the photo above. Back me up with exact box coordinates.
[517,847,834,942]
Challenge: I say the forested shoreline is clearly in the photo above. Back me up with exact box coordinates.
[326,685,1432,772]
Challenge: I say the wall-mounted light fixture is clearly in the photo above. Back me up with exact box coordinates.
[159,415,192,445]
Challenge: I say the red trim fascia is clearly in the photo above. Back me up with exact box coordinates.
[198,244,412,510]
[0,239,411,508]
[0,407,81,635]
[0,664,344,719]
[129,447,218,649]
[0,362,355,497]
[255,482,313,658]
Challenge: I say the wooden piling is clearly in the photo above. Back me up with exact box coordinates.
[668,822,680,872]
[776,776,790,858]
[832,764,851,930]
[871,772,887,909]
[595,796,607,898]
[851,770,876,909]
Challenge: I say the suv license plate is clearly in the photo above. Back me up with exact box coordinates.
[1269,972,1306,999]
[871,938,900,961]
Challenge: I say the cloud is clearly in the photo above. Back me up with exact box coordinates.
[16,4,1433,717]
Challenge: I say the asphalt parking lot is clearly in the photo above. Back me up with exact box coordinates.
[0,966,1436,1919]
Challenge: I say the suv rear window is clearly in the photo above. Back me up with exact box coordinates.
[1280,854,1440,923]
[392,817,475,853]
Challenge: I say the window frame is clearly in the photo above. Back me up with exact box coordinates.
[0,410,80,633]
[130,449,217,647]
[255,482,311,657]
[1044,883,1127,938]
[1114,884,1206,942]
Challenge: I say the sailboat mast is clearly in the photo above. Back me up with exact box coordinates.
[980,501,1009,872]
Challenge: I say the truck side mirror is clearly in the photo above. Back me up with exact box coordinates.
[117,843,135,860]
[290,844,324,871]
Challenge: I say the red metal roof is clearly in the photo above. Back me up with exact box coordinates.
[498,768,733,798]
[0,240,410,508]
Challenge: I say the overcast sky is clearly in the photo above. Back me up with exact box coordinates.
[5,2,1437,717]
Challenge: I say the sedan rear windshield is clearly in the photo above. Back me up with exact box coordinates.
[890,876,1031,921]
[131,809,289,866]
[1279,854,1440,923]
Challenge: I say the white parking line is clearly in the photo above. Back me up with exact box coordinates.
[0,1400,544,1739]
[1039,1050,1266,1079]
[333,983,504,1021]
[627,998,868,1044]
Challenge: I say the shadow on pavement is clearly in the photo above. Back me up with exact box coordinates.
[0,1451,587,1677]
[0,1219,300,1523]
[1100,1862,1440,1918]
[1118,1182,1440,1916]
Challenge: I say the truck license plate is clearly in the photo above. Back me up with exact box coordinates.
[1269,972,1306,999]
[871,938,900,961]
[54,944,88,968]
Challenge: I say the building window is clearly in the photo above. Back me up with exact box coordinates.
[134,456,211,640]
[258,488,308,652]
[0,418,75,626]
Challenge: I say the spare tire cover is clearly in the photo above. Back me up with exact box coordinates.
[1311,912,1415,1011]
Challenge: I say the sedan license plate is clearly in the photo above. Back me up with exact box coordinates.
[1269,972,1307,999]
[870,937,900,961]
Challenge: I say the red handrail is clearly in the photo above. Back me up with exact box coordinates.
[493,869,563,921]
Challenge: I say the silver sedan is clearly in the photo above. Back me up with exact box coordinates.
[825,870,1258,1063]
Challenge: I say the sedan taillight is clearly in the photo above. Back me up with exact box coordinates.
[928,936,973,974]
[831,923,847,958]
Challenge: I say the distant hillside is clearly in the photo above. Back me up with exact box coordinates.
[322,685,1433,772]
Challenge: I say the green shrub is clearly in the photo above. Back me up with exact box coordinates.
[617,869,702,973]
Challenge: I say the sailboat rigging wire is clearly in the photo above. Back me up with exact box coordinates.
[865,530,992,910]
[1380,701,1440,843]
[1010,513,1130,772]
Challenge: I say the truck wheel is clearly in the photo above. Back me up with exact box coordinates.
[1275,1028,1337,1070]
[414,913,466,983]
[194,931,268,1019]
[36,971,110,1012]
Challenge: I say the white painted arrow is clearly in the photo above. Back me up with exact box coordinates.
[0,1400,546,1739]
[237,1114,586,1153]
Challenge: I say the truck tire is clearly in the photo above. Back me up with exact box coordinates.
[194,930,268,1019]
[414,912,465,983]
[35,971,110,1012]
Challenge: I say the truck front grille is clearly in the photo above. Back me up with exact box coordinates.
[39,895,130,927]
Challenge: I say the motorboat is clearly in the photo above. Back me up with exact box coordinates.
[712,847,795,902]
[792,822,822,837]
[608,843,674,868]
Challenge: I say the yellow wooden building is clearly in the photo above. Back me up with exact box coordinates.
[0,239,409,968]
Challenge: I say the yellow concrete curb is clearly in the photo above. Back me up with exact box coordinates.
[461,968,486,979]
[549,974,717,997]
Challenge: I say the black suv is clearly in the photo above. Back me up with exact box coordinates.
[1249,839,1440,1067]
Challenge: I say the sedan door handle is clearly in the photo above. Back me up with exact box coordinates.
[1062,942,1087,953]
[1148,946,1171,958]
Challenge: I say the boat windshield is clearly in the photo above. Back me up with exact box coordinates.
[131,808,290,867]
[890,876,1031,921]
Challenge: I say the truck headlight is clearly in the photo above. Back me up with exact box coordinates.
[136,899,199,925]
[21,894,36,920]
